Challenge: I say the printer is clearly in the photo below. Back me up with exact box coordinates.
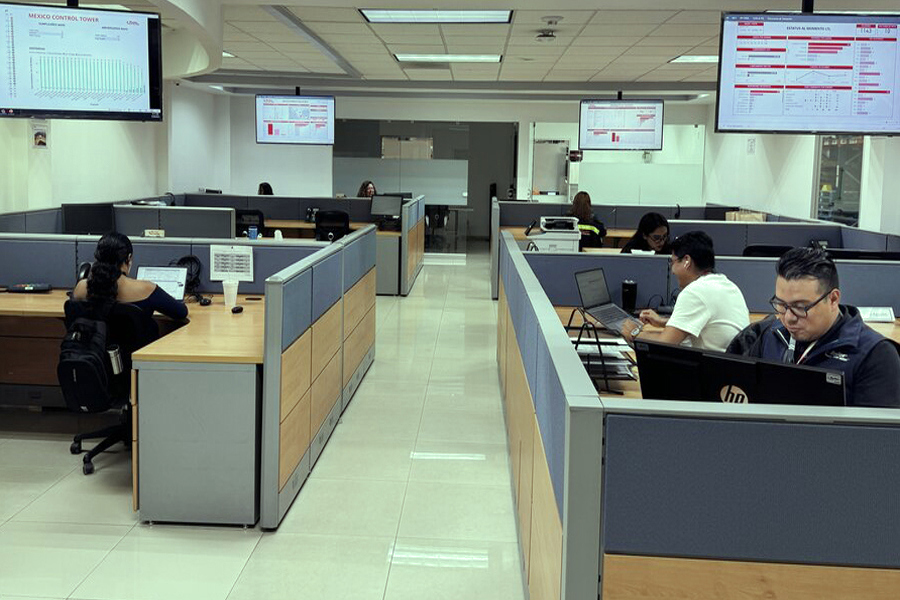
[526,216,580,253]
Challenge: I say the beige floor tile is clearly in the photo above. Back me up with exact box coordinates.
[409,440,511,487]
[398,481,517,543]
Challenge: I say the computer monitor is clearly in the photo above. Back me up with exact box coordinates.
[635,340,845,406]
[384,192,413,199]
[61,203,115,235]
[826,249,900,262]
[370,195,403,218]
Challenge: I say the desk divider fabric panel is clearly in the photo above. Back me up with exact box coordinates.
[533,332,567,513]
[524,253,670,309]
[129,243,193,273]
[248,197,303,220]
[746,223,843,249]
[191,244,322,295]
[161,208,233,239]
[842,227,888,251]
[182,194,249,209]
[0,239,76,287]
[0,213,26,232]
[113,206,160,237]
[669,221,749,256]
[25,209,61,233]
[498,202,567,226]
[281,269,313,352]
[602,414,900,568]
[311,253,342,322]
[834,261,900,312]
[342,228,376,291]
[887,236,900,252]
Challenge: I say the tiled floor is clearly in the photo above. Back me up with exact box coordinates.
[0,249,525,600]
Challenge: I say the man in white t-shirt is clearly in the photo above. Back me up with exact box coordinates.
[621,231,749,351]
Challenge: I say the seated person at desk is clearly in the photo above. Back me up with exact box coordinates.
[357,180,377,199]
[258,181,273,195]
[621,212,672,254]
[727,248,900,407]
[569,191,607,250]
[622,231,749,351]
[72,232,189,321]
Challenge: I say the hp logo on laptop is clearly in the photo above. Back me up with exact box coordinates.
[720,385,749,404]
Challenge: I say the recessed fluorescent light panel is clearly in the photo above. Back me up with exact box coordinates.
[222,51,235,58]
[361,9,512,24]
[395,54,502,63]
[670,55,718,64]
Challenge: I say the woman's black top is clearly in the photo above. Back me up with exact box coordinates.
[575,217,607,250]
[131,286,189,321]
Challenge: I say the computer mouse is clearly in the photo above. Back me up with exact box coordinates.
[231,306,243,314]
[199,297,212,306]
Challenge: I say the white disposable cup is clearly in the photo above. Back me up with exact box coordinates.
[222,280,239,308]
[274,229,283,240]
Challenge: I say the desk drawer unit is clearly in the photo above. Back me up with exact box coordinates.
[135,361,261,526]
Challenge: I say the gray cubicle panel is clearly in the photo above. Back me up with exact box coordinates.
[182,194,249,210]
[524,252,670,309]
[75,236,193,273]
[0,212,26,233]
[248,197,304,220]
[889,235,900,252]
[24,208,61,233]
[834,260,900,312]
[342,226,377,291]
[160,207,234,239]
[498,201,568,226]
[601,411,900,569]
[113,206,160,237]
[746,222,843,249]
[191,240,326,295]
[0,235,77,287]
[842,227,889,251]
[311,251,342,322]
[668,220,749,256]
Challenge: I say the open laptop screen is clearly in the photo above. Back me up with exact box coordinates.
[575,268,612,310]
[137,266,187,300]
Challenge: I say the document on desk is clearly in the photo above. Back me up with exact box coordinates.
[859,307,896,323]
[570,337,630,359]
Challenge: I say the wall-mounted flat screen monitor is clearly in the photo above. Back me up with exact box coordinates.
[578,99,664,151]
[255,95,335,145]
[717,12,900,134]
[61,203,115,235]
[0,3,162,121]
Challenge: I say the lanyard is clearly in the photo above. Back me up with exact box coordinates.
[787,337,817,364]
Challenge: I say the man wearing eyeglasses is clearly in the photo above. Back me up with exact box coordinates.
[727,247,900,407]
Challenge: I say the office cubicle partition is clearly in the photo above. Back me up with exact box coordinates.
[260,226,377,529]
[400,195,425,296]
[498,230,900,600]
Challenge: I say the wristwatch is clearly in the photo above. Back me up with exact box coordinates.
[630,323,644,338]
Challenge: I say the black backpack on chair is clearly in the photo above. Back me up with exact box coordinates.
[57,302,116,413]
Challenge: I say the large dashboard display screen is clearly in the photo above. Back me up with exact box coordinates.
[579,99,664,150]
[255,95,335,145]
[717,12,900,134]
[0,3,162,121]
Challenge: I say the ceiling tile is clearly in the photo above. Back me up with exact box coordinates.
[651,23,720,37]
[505,44,566,55]
[682,71,718,82]
[445,43,506,54]
[287,7,364,23]
[499,71,549,81]
[621,46,692,57]
[513,10,595,25]
[375,34,442,45]
[370,23,441,36]
[267,41,317,53]
[230,50,285,60]
[508,32,577,44]
[591,70,649,82]
[438,24,510,37]
[307,22,372,35]
[251,31,312,43]
[229,21,293,35]
[224,6,276,22]
[580,24,658,37]
[570,36,640,48]
[223,25,256,43]
[636,36,711,47]
[222,41,271,52]
[590,11,676,25]
[561,47,624,59]
[543,70,599,81]
[667,11,722,25]
[363,72,409,81]
[385,44,448,54]
[638,70,699,82]
[222,57,256,69]
[403,68,453,81]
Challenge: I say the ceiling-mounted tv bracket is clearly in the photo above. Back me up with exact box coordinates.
[67,0,78,6]
[617,91,623,100]
[295,86,302,96]
[802,0,814,13]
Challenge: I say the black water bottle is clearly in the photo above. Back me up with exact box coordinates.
[622,280,637,314]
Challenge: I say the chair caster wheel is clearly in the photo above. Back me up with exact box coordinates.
[70,441,82,454]
[83,460,94,475]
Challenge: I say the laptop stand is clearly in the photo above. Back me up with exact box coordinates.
[565,307,634,395]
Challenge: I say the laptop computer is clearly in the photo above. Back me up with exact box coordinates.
[137,266,188,300]
[574,268,637,334]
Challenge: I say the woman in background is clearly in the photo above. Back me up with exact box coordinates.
[72,232,188,321]
[569,191,607,250]
[357,180,377,198]
[258,182,273,195]
[621,212,672,254]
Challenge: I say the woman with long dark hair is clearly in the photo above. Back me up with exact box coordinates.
[72,232,188,320]
[621,212,672,254]
[568,191,606,250]
[357,180,376,198]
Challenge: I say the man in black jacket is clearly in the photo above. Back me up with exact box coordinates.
[727,248,900,407]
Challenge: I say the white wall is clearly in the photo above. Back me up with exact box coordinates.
[229,95,332,197]
[703,107,817,219]
[167,85,230,193]
[0,115,161,213]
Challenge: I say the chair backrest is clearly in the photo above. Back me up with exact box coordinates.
[236,209,265,237]
[315,210,350,242]
[742,244,793,258]
[60,300,159,410]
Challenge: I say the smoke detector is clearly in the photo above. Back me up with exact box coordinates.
[542,15,563,27]
[535,29,557,43]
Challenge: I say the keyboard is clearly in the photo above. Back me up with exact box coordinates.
[7,283,52,293]
[588,304,635,333]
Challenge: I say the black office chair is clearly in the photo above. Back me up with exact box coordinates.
[742,244,793,258]
[424,205,449,249]
[315,210,350,242]
[236,209,265,238]
[59,300,158,474]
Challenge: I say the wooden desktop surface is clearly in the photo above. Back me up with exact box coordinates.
[266,219,401,238]
[0,290,264,365]
[556,307,900,398]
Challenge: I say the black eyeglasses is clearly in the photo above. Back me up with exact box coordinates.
[770,289,833,318]
[648,233,669,243]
